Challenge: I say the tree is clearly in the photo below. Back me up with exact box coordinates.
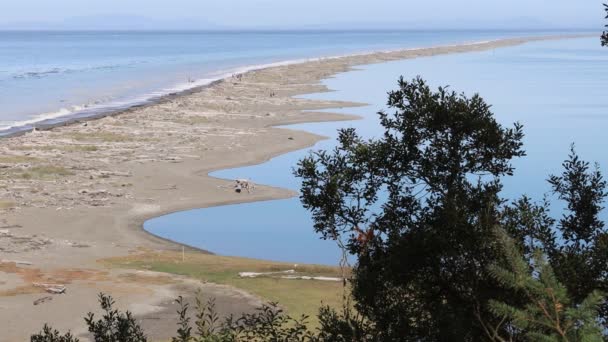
[295,76,525,340]
[547,148,608,305]
[504,148,608,331]
[315,303,376,342]
[482,228,605,342]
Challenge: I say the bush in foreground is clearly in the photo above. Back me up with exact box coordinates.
[32,292,321,342]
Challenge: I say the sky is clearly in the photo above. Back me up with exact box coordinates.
[0,0,604,30]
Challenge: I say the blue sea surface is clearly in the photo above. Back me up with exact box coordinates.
[145,36,608,266]
[0,30,578,134]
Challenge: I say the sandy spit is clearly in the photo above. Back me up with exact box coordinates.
[0,34,586,340]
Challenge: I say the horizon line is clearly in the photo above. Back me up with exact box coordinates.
[0,27,599,32]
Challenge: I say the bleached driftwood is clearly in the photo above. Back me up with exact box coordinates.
[281,275,342,282]
[45,287,66,294]
[238,270,295,278]
[238,270,342,282]
[1,259,32,265]
[33,282,66,294]
[98,170,132,177]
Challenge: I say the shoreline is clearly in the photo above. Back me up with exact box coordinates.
[0,33,590,139]
[138,33,593,259]
[0,51,384,138]
[0,33,589,340]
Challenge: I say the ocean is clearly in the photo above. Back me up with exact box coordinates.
[0,30,578,136]
[144,36,608,265]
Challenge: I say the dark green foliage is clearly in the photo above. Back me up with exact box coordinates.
[236,303,314,341]
[295,76,525,340]
[171,294,238,342]
[501,195,556,261]
[548,149,608,323]
[173,296,193,342]
[31,325,79,342]
[483,228,605,341]
[548,147,607,244]
[316,304,376,341]
[172,293,316,341]
[84,293,147,342]
[505,148,608,331]
[30,293,146,342]
[33,292,320,342]
[193,294,227,341]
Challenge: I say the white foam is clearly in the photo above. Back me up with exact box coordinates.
[0,106,78,131]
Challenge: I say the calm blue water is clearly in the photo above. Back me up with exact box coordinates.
[145,36,608,266]
[0,30,580,135]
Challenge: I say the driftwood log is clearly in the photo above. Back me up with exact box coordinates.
[33,282,66,294]
[33,296,53,306]
[0,259,32,265]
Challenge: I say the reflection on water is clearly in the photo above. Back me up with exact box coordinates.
[145,37,608,265]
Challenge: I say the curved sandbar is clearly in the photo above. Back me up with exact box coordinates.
[0,34,587,340]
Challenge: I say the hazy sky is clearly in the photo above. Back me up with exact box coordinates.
[1,0,604,29]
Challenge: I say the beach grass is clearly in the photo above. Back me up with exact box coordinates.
[0,155,39,164]
[103,250,348,325]
[67,132,132,143]
[62,145,99,152]
[12,145,99,152]
[173,116,210,125]
[18,165,74,179]
[11,145,57,151]
[0,200,16,209]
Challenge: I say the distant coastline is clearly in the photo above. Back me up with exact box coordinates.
[0,32,591,138]
[0,30,594,138]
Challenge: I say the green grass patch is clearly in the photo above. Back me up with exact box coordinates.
[103,251,348,325]
[19,165,74,179]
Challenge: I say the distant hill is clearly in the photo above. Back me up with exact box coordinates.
[0,14,225,31]
[0,14,594,31]
[268,16,589,31]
